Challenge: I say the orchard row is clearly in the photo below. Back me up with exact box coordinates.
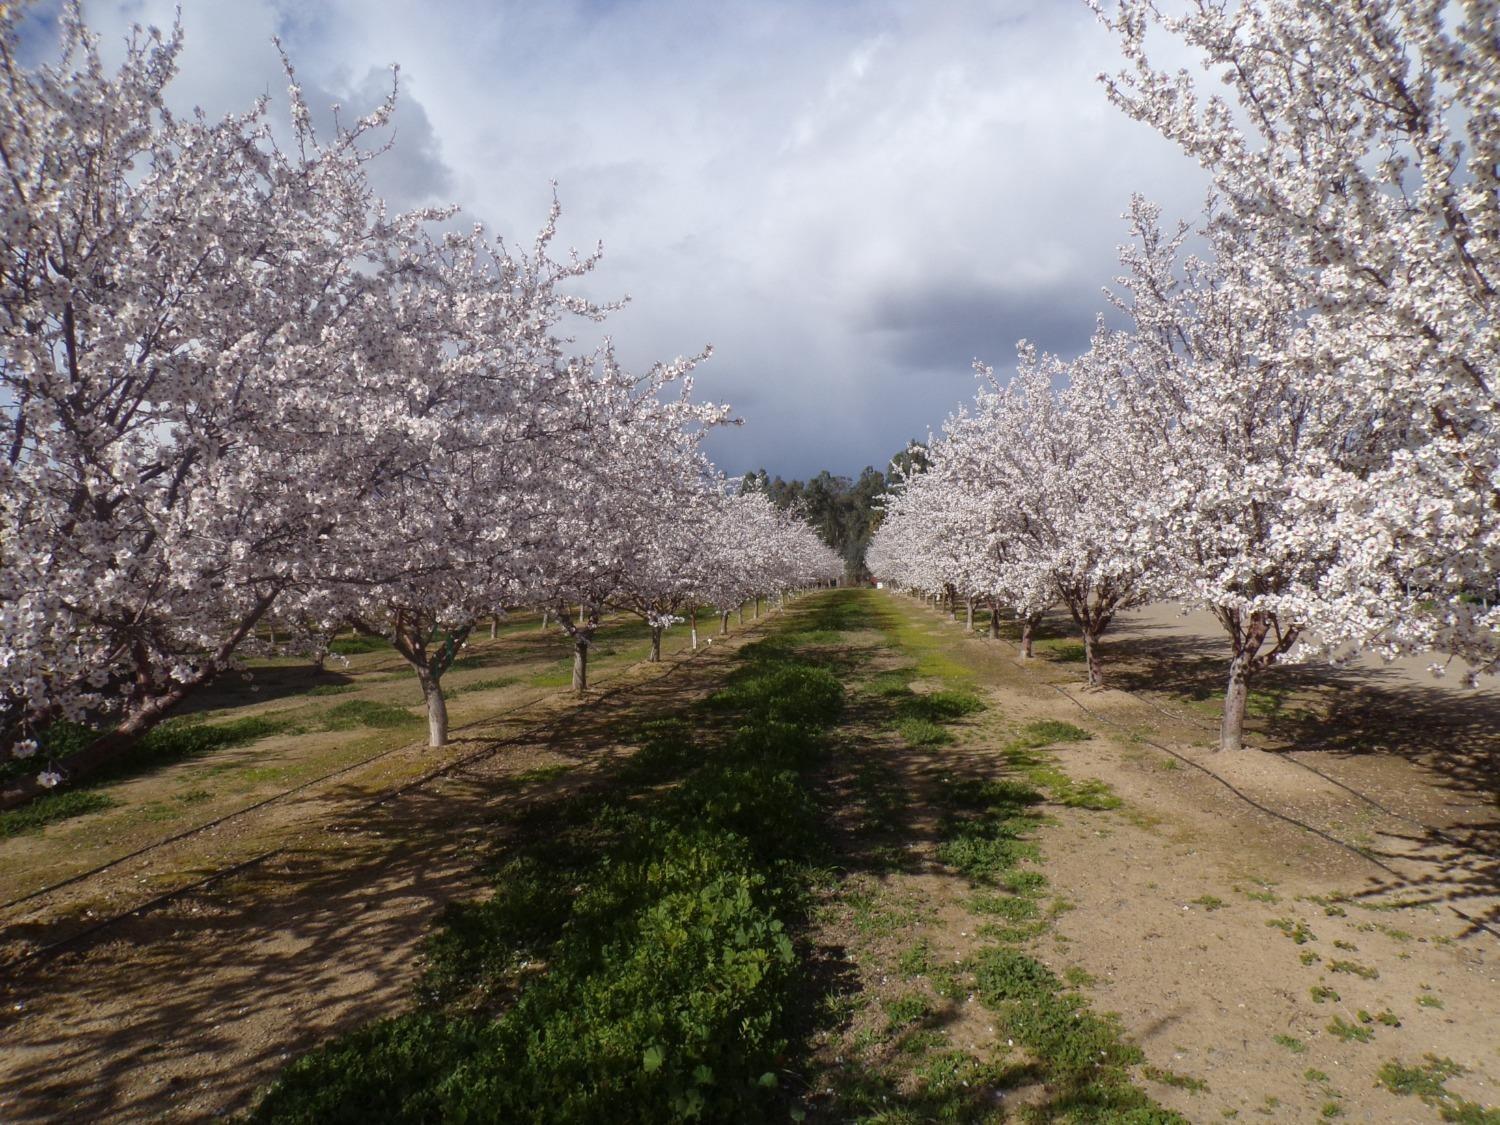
[870,0,1500,750]
[0,11,839,807]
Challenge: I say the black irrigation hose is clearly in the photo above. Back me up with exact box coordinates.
[0,612,779,959]
[935,602,1500,943]
[1054,643,1489,860]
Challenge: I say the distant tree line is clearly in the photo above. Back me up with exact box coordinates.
[741,444,927,582]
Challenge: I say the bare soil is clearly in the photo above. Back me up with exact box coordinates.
[915,595,1500,1121]
[0,620,762,1122]
[1,591,1495,1123]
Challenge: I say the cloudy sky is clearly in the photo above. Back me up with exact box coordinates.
[26,0,1209,478]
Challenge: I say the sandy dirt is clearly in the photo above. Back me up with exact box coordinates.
[911,595,1499,1121]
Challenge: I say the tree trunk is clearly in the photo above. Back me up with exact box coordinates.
[690,609,699,650]
[0,686,192,810]
[1020,616,1036,658]
[540,609,549,631]
[1082,630,1104,688]
[0,588,279,810]
[421,674,449,747]
[577,604,585,627]
[572,637,589,692]
[490,616,498,640]
[988,599,1001,639]
[720,611,730,636]
[1218,612,1275,751]
[649,625,663,662]
[754,597,761,619]
[965,597,974,632]
[1221,655,1251,751]
[738,603,744,625]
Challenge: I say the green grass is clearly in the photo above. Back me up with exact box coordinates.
[0,789,117,836]
[1016,719,1091,745]
[969,945,1178,1118]
[447,676,520,697]
[894,716,953,746]
[1267,917,1316,944]
[1328,959,1378,980]
[252,594,852,1124]
[1327,1016,1374,1043]
[305,683,359,697]
[914,681,1173,1120]
[1192,895,1227,911]
[896,940,935,979]
[935,777,1045,883]
[866,668,918,698]
[1273,1034,1308,1054]
[1376,1056,1500,1124]
[999,725,1120,811]
[883,992,933,1031]
[327,634,390,655]
[2,713,293,834]
[319,700,422,731]
[1143,1064,1208,1093]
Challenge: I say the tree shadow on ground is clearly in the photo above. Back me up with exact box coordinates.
[1100,622,1500,936]
[0,629,758,1122]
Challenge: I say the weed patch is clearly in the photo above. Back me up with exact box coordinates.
[1376,1056,1498,1124]
[253,600,852,1124]
[448,676,521,698]
[1016,720,1091,746]
[319,700,422,731]
[894,716,953,746]
[327,634,390,656]
[1327,1016,1374,1043]
[0,789,117,836]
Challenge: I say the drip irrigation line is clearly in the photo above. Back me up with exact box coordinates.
[0,611,779,959]
[935,601,1500,942]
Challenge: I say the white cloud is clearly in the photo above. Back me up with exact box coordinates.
[51,0,1208,476]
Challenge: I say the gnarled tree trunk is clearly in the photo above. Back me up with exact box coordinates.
[418,670,449,747]
[0,587,282,810]
[1019,615,1038,658]
[1222,654,1252,751]
[1082,630,1104,688]
[1217,610,1298,751]
[649,625,663,662]
[572,635,589,692]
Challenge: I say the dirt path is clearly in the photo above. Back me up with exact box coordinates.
[0,623,767,1122]
[888,592,1499,1121]
[2,591,1495,1123]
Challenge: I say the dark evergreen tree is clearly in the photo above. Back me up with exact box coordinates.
[741,442,924,582]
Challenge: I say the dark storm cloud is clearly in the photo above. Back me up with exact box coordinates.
[66,0,1209,478]
[865,280,1099,374]
[308,69,455,210]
